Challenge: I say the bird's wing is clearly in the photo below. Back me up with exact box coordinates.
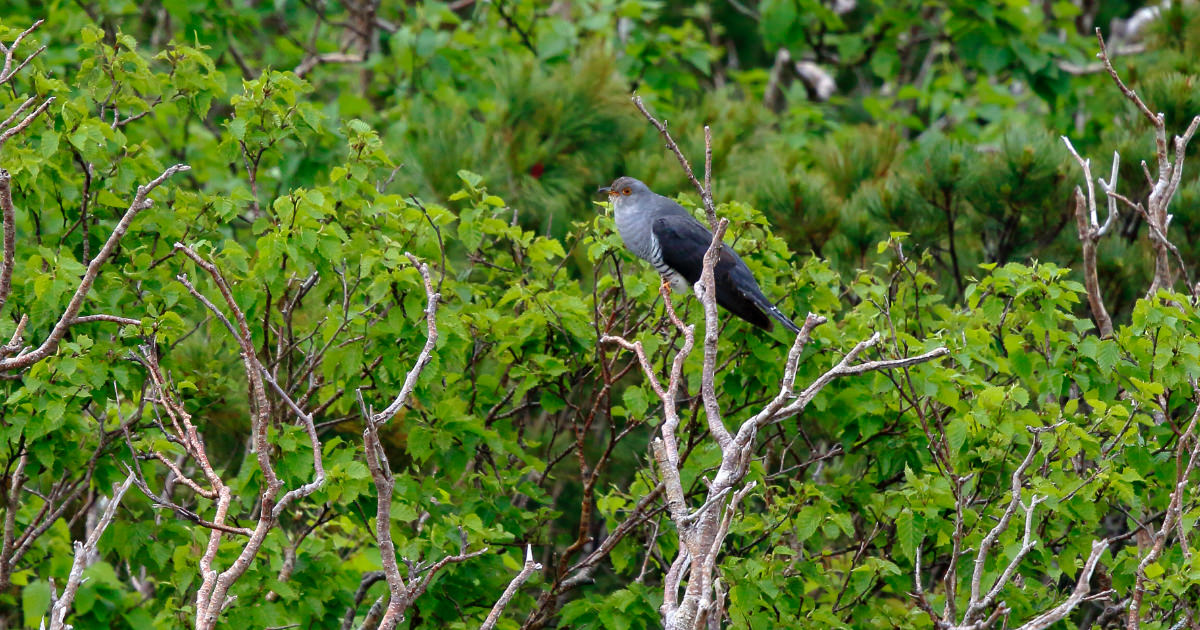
[651,215,773,328]
[653,213,795,332]
[651,213,726,285]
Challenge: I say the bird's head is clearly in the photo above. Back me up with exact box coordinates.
[597,176,651,210]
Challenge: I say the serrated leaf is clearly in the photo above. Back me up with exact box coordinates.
[896,510,920,560]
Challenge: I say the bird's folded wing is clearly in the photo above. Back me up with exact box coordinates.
[652,214,727,285]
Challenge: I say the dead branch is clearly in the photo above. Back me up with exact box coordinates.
[962,430,1048,625]
[698,218,734,453]
[0,164,190,373]
[1017,539,1111,630]
[1128,387,1200,629]
[1092,29,1200,298]
[0,96,54,150]
[608,107,949,630]
[124,245,327,630]
[294,52,365,79]
[340,572,385,630]
[0,22,55,314]
[482,545,542,630]
[45,474,134,630]
[913,424,1113,630]
[351,252,483,630]
[1061,137,1116,338]
[630,95,716,226]
[369,252,440,427]
[0,433,114,591]
[0,19,46,88]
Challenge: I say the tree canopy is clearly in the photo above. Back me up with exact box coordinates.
[1,1,1199,629]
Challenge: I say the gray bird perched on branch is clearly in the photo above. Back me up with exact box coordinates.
[598,176,801,334]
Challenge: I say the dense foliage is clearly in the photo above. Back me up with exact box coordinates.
[1,1,1199,629]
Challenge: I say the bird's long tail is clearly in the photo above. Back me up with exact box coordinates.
[766,303,802,335]
[744,289,802,335]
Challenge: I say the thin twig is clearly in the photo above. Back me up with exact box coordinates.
[481,545,542,630]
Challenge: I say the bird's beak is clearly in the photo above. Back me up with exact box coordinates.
[597,186,612,195]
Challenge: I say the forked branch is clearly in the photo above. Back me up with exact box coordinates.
[0,164,190,373]
[351,252,485,630]
[607,102,949,630]
[45,474,135,630]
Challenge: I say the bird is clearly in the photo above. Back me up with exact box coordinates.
[598,176,801,335]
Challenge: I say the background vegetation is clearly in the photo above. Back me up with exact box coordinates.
[1,1,1199,628]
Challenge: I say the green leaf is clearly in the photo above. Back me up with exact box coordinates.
[623,386,649,418]
[760,0,798,48]
[794,505,823,541]
[896,510,920,560]
[1144,562,1165,580]
[23,581,51,628]
[978,386,1006,410]
[229,117,247,140]
[457,170,483,188]
[945,416,968,454]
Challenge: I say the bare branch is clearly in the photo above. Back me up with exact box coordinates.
[630,95,716,226]
[361,417,404,630]
[959,427,1060,624]
[362,416,487,630]
[1129,388,1200,628]
[341,572,385,630]
[697,218,734,452]
[1073,187,1115,337]
[1062,137,1099,228]
[1016,539,1109,630]
[173,243,281,503]
[1062,136,1120,337]
[1098,151,1121,237]
[754,335,948,427]
[481,545,542,630]
[603,281,697,534]
[71,314,141,326]
[353,252,479,630]
[612,106,951,630]
[46,474,135,630]
[294,52,365,79]
[0,164,190,373]
[599,335,667,400]
[1092,28,1200,297]
[370,253,440,426]
[0,19,47,87]
[0,96,53,150]
[1095,29,1160,131]
[132,243,328,630]
[0,169,18,313]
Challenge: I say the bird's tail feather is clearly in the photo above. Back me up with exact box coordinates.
[744,289,802,335]
[766,303,802,335]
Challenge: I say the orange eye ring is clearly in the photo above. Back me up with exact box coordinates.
[621,187,632,195]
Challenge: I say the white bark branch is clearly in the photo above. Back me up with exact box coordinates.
[615,102,950,630]
[46,474,134,630]
[0,19,46,88]
[1128,387,1200,628]
[481,545,542,630]
[371,253,440,427]
[0,164,190,372]
[1016,539,1110,630]
[1092,28,1200,298]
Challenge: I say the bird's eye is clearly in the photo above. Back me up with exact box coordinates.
[622,187,632,195]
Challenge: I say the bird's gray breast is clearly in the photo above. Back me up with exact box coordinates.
[614,197,690,293]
